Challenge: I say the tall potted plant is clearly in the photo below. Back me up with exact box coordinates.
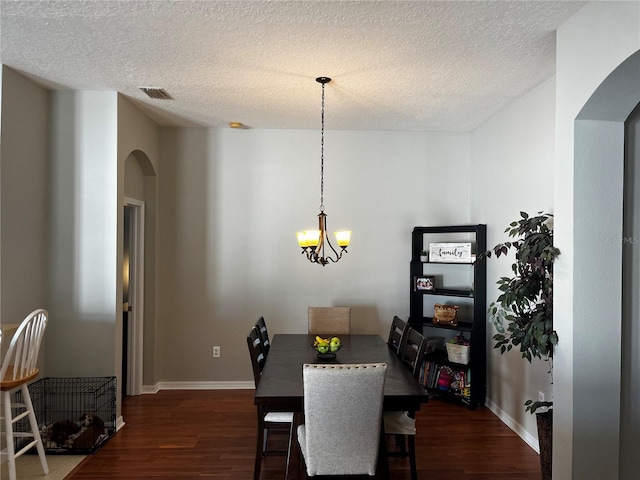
[478,211,559,480]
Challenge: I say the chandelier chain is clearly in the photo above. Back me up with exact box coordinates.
[319,81,325,212]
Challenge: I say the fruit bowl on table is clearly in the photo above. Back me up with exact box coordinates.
[312,337,342,359]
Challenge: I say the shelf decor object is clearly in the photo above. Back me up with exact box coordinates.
[296,77,351,266]
[433,303,459,326]
[429,242,472,263]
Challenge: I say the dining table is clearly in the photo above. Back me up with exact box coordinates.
[254,333,429,479]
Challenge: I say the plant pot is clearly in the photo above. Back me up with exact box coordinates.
[536,410,552,480]
[420,255,428,262]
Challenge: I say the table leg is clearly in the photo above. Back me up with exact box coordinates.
[285,412,303,480]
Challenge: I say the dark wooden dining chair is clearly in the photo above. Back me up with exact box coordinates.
[255,316,270,356]
[308,306,351,335]
[387,315,407,354]
[398,327,427,379]
[298,363,387,478]
[246,326,292,480]
[384,326,427,480]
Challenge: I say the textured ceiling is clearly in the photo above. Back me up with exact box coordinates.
[0,1,585,131]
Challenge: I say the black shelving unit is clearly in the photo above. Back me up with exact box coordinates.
[409,224,486,409]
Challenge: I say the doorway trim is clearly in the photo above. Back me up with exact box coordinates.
[124,197,145,396]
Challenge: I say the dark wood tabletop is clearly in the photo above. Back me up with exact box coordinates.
[253,333,429,479]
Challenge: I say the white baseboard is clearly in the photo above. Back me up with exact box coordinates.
[485,397,540,453]
[116,415,126,431]
[142,381,254,393]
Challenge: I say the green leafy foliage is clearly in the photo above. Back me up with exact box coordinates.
[477,211,560,412]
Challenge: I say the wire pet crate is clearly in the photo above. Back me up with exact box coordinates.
[15,376,116,454]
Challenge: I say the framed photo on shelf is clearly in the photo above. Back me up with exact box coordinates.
[414,275,435,291]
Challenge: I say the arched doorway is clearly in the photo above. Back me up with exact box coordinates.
[572,49,640,479]
[123,149,156,397]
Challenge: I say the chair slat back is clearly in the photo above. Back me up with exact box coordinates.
[301,363,387,476]
[398,327,427,380]
[255,316,270,355]
[308,306,351,335]
[387,315,407,354]
[1,309,48,383]
[246,326,266,387]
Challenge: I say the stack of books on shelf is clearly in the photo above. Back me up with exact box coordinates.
[419,360,471,404]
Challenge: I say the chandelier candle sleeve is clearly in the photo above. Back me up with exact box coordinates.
[296,232,309,248]
[335,231,351,247]
[306,230,321,247]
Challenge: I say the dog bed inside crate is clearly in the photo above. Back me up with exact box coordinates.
[15,376,116,454]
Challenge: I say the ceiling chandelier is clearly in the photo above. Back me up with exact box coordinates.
[296,77,351,266]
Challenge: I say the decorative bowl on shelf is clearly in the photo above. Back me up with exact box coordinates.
[312,336,342,359]
[433,303,459,326]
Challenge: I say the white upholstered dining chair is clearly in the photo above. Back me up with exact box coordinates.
[0,309,49,480]
[307,306,351,335]
[298,363,387,477]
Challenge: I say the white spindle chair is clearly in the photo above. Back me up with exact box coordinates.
[0,309,49,480]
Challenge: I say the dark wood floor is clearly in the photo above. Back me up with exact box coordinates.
[67,390,541,479]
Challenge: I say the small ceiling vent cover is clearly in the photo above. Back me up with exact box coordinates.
[139,87,171,99]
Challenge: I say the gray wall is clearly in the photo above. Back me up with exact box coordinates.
[621,101,640,479]
[46,90,118,376]
[555,3,640,477]
[155,127,471,383]
[0,66,49,328]
[469,76,556,449]
[117,95,159,392]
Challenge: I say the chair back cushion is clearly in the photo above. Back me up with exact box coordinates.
[308,307,351,335]
[299,363,386,476]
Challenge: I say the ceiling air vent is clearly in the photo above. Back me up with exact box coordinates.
[139,87,171,100]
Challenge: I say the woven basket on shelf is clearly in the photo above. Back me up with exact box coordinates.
[432,303,459,326]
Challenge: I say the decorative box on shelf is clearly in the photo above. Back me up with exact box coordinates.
[429,242,472,263]
[446,343,470,365]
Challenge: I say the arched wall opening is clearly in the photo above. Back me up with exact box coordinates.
[572,48,640,479]
[122,149,157,396]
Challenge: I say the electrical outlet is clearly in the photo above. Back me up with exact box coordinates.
[539,391,545,402]
[213,346,220,358]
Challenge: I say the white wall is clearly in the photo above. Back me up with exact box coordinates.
[47,90,119,376]
[469,76,556,449]
[155,127,470,384]
[555,2,640,478]
[0,67,49,328]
